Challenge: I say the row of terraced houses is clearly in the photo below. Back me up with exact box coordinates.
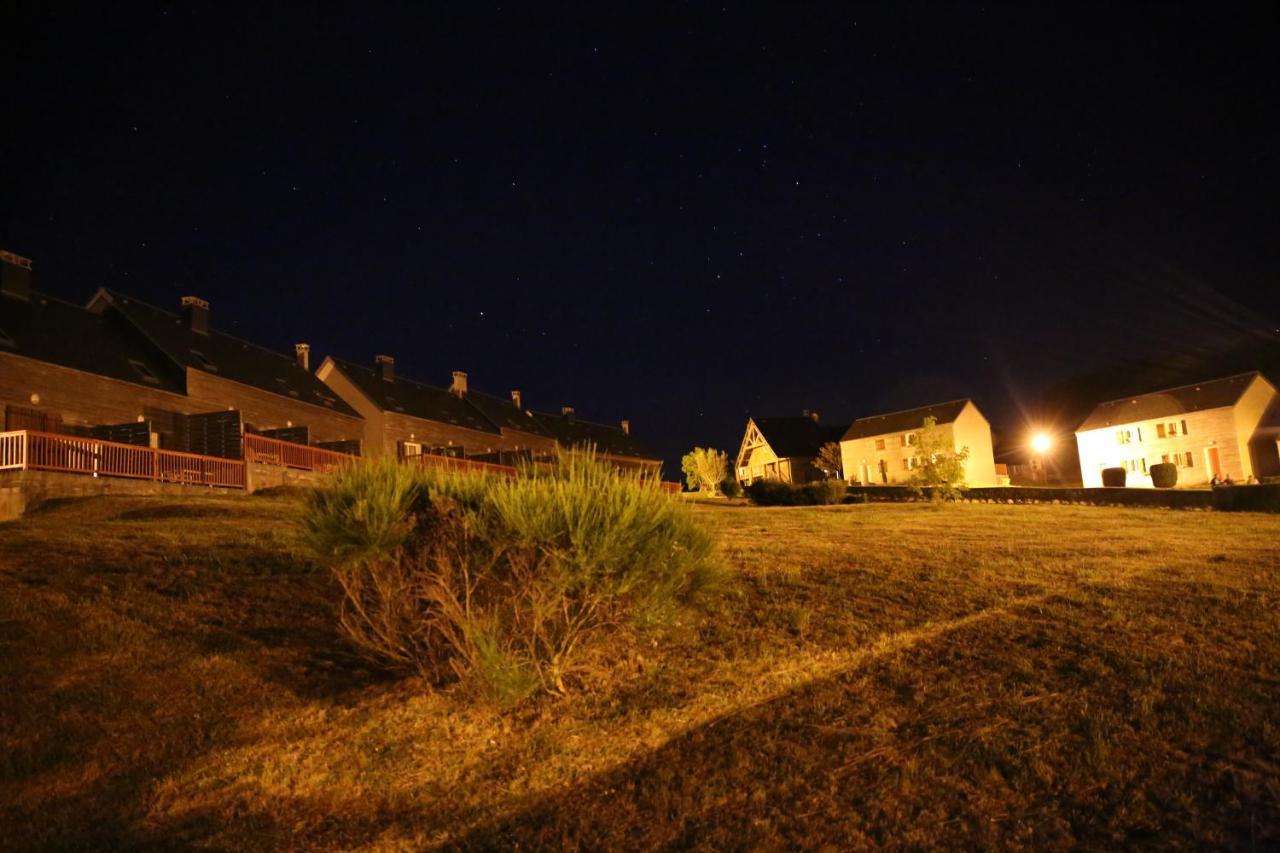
[735,377,1280,490]
[0,251,658,503]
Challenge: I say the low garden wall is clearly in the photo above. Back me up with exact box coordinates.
[842,484,1280,513]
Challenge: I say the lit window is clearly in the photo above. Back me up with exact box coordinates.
[189,349,218,372]
[128,359,160,384]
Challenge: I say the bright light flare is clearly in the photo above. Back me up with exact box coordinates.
[1031,432,1053,454]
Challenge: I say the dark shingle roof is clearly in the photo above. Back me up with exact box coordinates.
[330,358,500,434]
[842,399,971,441]
[529,411,658,461]
[95,290,359,417]
[1077,372,1264,431]
[752,417,846,458]
[464,390,555,439]
[1,290,184,394]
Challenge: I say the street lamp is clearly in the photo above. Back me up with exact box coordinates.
[1031,432,1053,483]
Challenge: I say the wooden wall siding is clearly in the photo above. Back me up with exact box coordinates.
[184,370,361,445]
[0,352,363,447]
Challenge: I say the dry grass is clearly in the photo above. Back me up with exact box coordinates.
[1,494,1278,848]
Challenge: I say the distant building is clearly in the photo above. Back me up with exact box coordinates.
[840,399,998,487]
[1074,371,1280,487]
[735,412,845,486]
[0,251,363,454]
[317,357,659,471]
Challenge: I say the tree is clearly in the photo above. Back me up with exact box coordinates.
[681,447,729,494]
[813,441,844,479]
[907,416,970,501]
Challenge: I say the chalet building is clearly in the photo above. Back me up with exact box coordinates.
[0,251,363,454]
[735,413,845,485]
[1074,372,1280,487]
[840,399,998,487]
[316,357,659,469]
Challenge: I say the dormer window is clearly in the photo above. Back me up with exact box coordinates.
[384,396,406,413]
[129,359,161,385]
[274,377,300,398]
[189,349,218,372]
[0,327,16,349]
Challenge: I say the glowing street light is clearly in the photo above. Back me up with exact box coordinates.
[1030,432,1053,484]
[1031,432,1053,454]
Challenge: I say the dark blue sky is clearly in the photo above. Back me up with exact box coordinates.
[4,4,1277,470]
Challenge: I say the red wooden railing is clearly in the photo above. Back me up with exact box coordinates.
[2,430,246,488]
[243,433,357,473]
[405,452,519,477]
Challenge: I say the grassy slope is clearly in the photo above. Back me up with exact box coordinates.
[1,494,1278,848]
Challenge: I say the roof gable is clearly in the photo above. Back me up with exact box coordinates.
[1,289,184,394]
[329,358,501,434]
[842,399,971,441]
[1076,372,1264,431]
[751,416,845,458]
[95,290,359,417]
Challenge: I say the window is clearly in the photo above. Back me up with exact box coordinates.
[1117,430,1131,445]
[902,458,910,470]
[874,438,885,450]
[189,349,218,372]
[1156,423,1166,438]
[1181,420,1188,436]
[1185,451,1193,468]
[1167,421,1177,436]
[0,327,15,349]
[1161,454,1169,464]
[1137,427,1142,442]
[128,359,160,384]
[274,377,300,398]
[904,433,917,446]
[1141,459,1147,474]
[384,396,406,413]
[400,440,421,457]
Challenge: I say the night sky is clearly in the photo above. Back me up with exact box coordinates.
[5,4,1277,472]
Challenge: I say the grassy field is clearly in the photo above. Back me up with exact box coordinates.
[2,493,1279,848]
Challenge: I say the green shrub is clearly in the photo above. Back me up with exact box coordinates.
[800,479,847,505]
[1101,467,1127,488]
[744,480,800,506]
[1150,463,1177,488]
[303,450,719,701]
[719,478,743,498]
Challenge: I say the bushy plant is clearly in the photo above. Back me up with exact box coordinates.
[744,479,800,506]
[801,479,847,505]
[1150,462,1177,488]
[304,450,719,703]
[907,416,970,501]
[1101,467,1127,488]
[744,479,846,506]
[681,447,729,494]
[719,477,743,498]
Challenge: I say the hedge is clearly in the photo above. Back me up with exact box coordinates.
[833,483,1280,513]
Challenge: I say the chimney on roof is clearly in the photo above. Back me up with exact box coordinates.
[0,250,33,301]
[803,409,819,423]
[375,354,395,383]
[181,296,210,335]
[561,405,575,423]
[510,390,523,410]
[295,343,310,371]
[450,370,468,397]
[620,419,630,435]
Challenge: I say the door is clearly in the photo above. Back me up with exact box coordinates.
[878,459,888,484]
[1205,447,1222,479]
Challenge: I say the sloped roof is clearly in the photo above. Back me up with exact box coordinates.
[842,399,971,441]
[529,411,658,461]
[464,389,555,439]
[329,358,500,434]
[1,289,184,394]
[93,290,359,418]
[752,417,846,458]
[1076,371,1265,431]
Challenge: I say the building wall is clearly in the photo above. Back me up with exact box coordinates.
[184,370,362,445]
[1233,375,1279,480]
[952,402,998,486]
[0,352,362,446]
[317,362,563,460]
[840,403,997,487]
[1075,405,1245,488]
